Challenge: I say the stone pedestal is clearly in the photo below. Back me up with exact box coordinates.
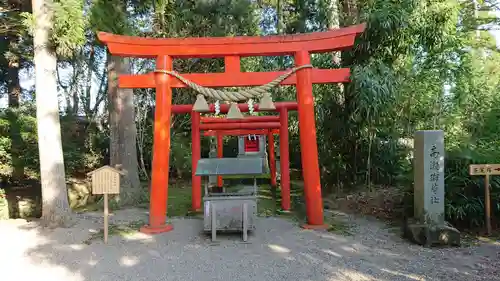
[404,130,460,247]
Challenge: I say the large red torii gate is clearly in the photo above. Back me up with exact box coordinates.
[98,24,365,234]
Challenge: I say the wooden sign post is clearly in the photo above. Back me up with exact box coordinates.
[87,165,123,243]
[469,164,500,235]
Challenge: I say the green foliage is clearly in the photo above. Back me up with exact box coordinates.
[0,104,39,176]
[52,0,87,57]
[22,0,87,58]
[89,0,133,36]
[0,104,107,178]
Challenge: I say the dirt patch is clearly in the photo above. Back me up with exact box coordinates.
[324,186,406,222]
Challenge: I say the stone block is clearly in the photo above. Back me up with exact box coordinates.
[404,218,461,247]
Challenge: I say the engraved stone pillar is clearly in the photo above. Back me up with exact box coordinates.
[404,130,460,247]
[414,130,445,225]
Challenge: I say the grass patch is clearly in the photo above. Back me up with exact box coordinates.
[325,214,353,236]
[75,181,194,218]
[166,187,193,217]
[257,186,278,217]
[257,182,306,221]
[83,220,146,244]
[135,186,193,217]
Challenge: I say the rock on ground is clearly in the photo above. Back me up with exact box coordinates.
[0,208,498,281]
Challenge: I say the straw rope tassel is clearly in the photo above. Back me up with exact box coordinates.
[154,64,313,112]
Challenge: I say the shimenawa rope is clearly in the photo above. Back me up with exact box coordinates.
[153,64,313,102]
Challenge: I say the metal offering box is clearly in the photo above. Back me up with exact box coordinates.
[195,157,265,242]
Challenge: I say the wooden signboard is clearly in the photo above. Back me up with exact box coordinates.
[469,164,498,235]
[469,164,500,176]
[87,165,124,243]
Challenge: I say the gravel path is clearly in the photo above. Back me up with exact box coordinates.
[0,208,498,281]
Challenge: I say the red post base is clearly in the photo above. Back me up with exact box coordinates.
[140,224,174,234]
[301,224,329,230]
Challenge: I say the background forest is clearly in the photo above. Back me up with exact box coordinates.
[0,0,499,231]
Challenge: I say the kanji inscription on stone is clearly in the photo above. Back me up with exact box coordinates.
[414,130,445,225]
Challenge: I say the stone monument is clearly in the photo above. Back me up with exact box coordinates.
[404,130,460,246]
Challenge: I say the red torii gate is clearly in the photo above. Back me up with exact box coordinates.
[200,116,281,192]
[174,102,294,215]
[98,23,365,234]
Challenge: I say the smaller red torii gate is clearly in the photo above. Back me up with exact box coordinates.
[200,117,282,195]
[98,23,365,234]
[175,103,293,213]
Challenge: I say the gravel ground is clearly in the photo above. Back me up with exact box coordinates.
[0,208,498,281]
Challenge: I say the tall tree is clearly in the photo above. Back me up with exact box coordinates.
[107,56,141,202]
[28,0,86,224]
[32,0,71,225]
[91,0,141,203]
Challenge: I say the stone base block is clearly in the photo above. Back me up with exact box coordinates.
[403,219,460,247]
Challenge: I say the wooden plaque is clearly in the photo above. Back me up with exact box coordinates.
[87,165,123,195]
[469,164,500,176]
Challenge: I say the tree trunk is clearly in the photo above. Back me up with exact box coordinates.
[339,0,359,185]
[328,0,341,63]
[327,0,344,107]
[7,37,24,181]
[33,0,72,226]
[108,55,141,205]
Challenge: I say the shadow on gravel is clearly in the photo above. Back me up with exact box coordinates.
[3,209,499,281]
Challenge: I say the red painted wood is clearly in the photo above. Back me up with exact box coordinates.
[191,111,201,211]
[225,56,240,73]
[295,51,324,226]
[119,68,350,89]
[143,55,174,233]
[201,116,279,123]
[244,137,260,153]
[97,24,365,58]
[203,129,271,137]
[200,122,280,131]
[279,107,291,211]
[172,101,298,114]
